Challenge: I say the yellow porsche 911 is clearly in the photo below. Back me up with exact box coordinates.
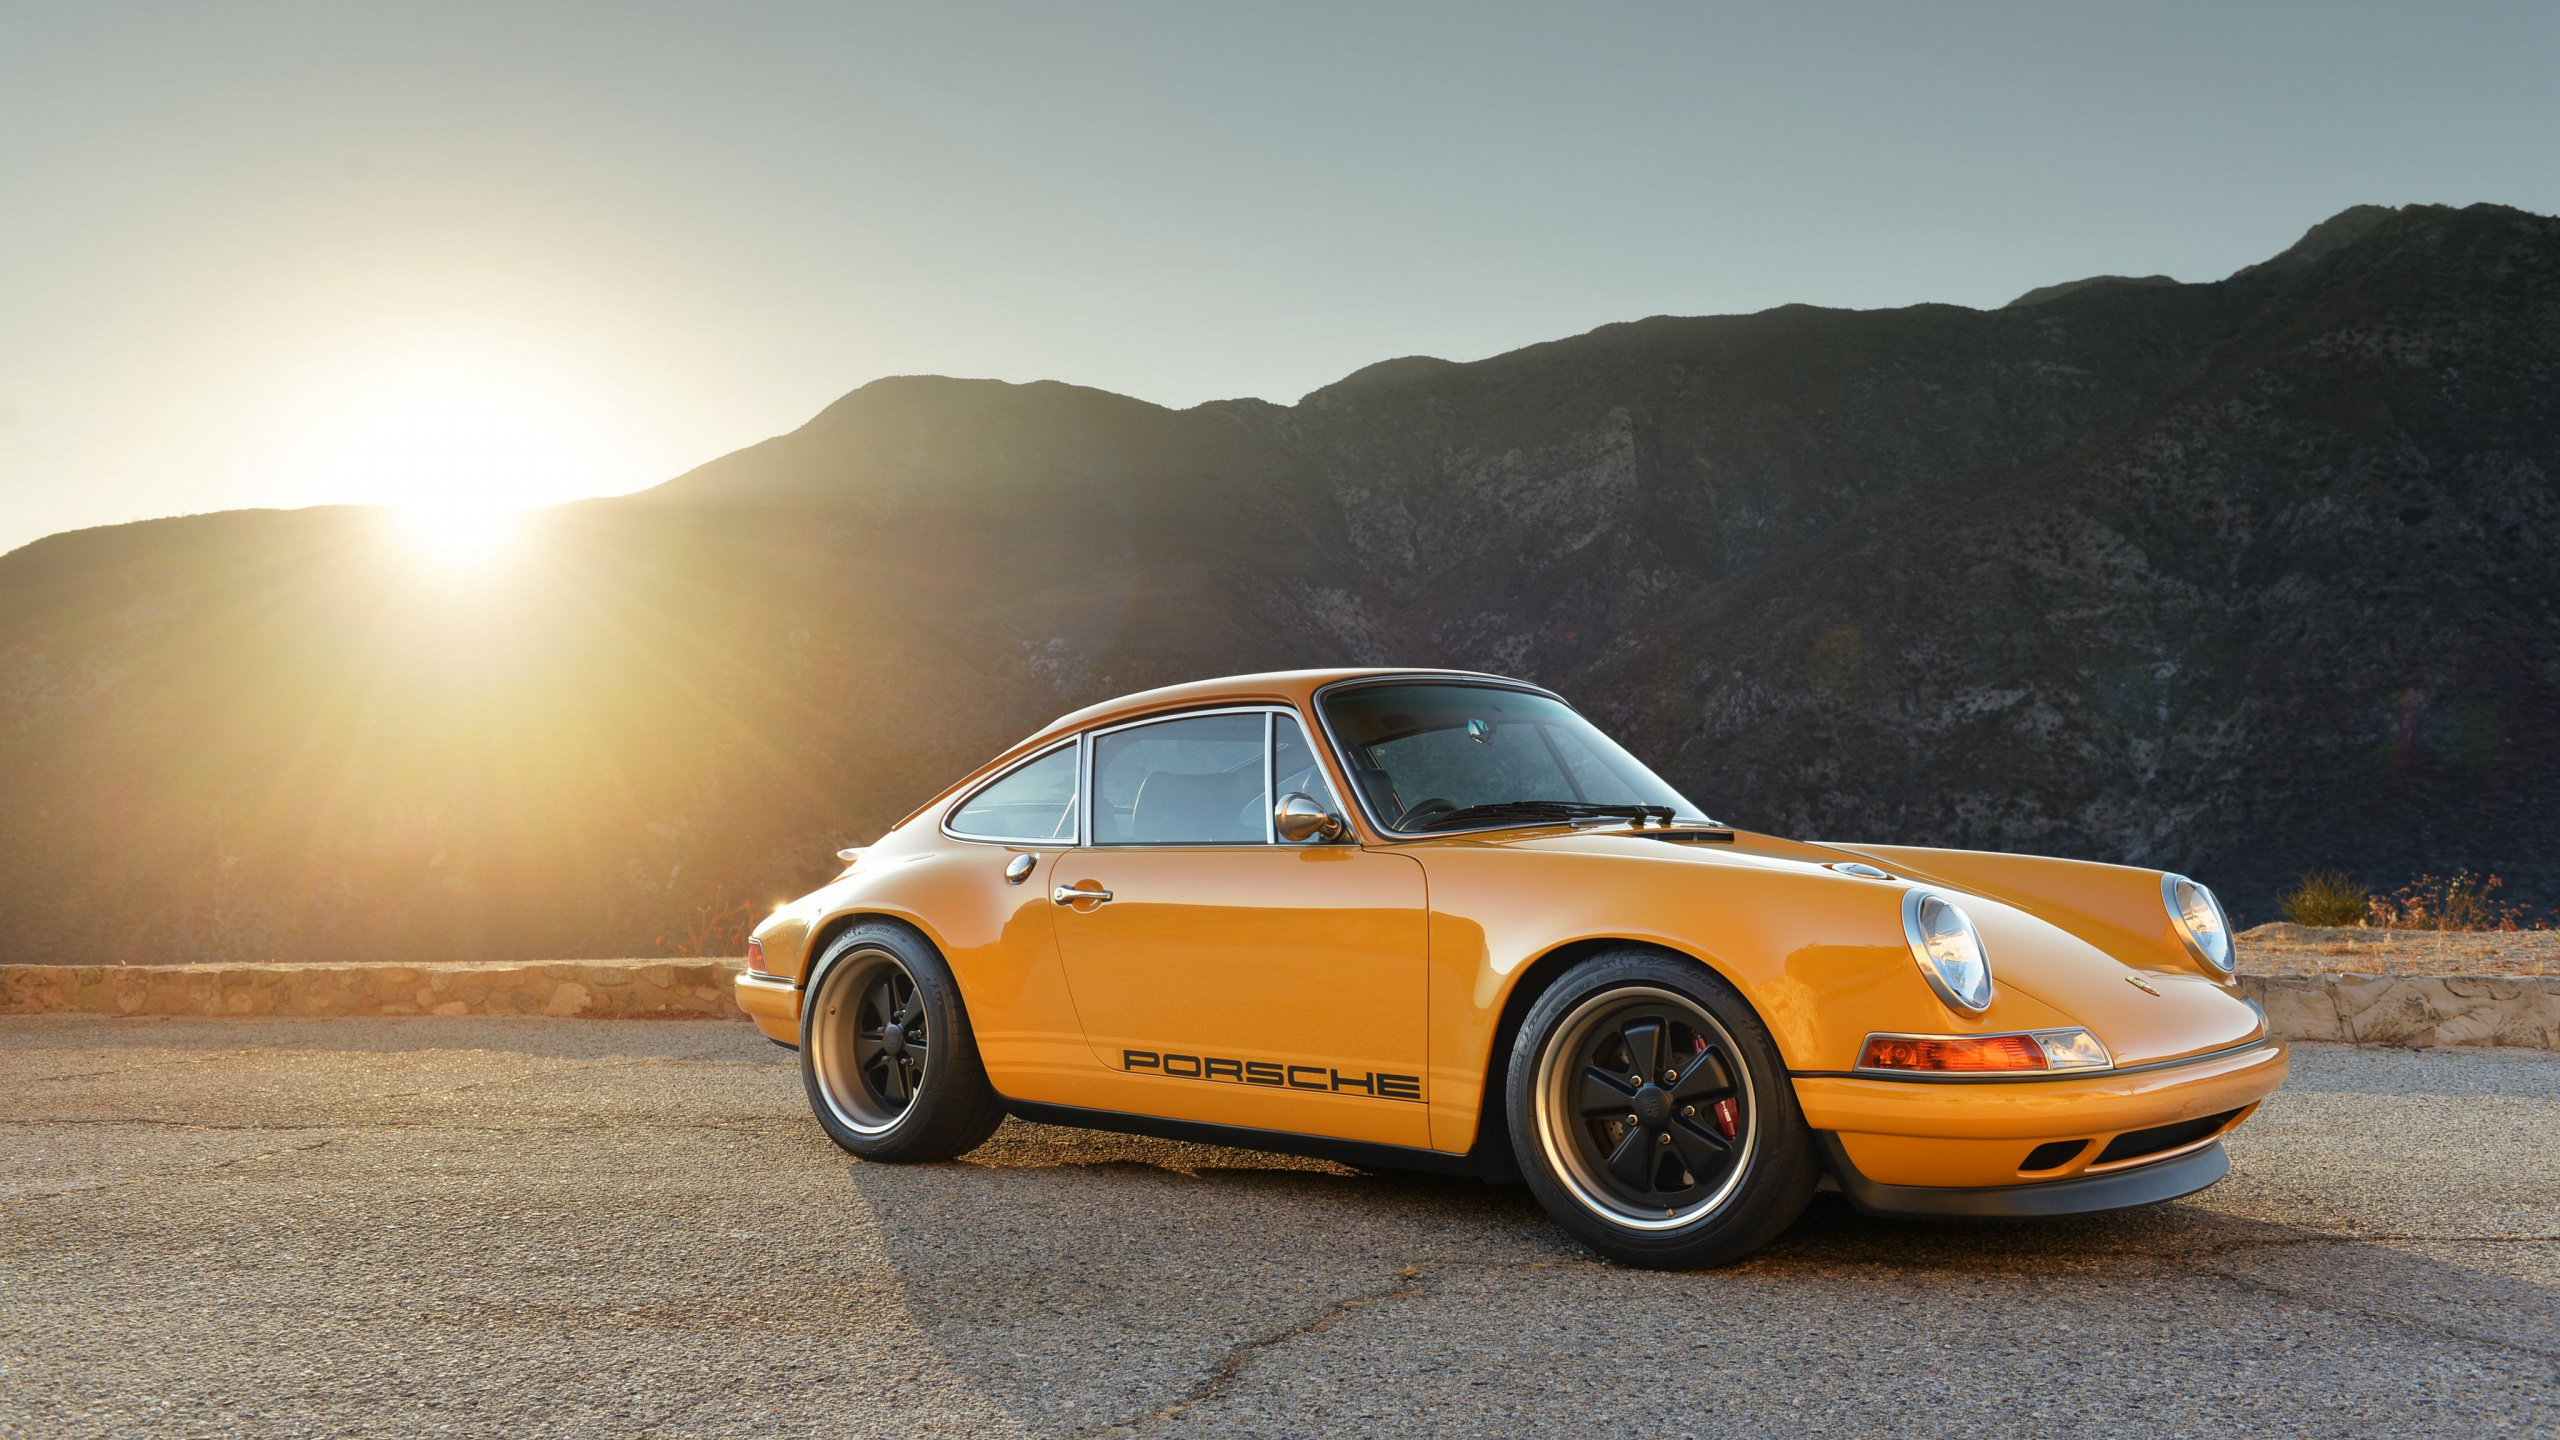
[737,669,2284,1268]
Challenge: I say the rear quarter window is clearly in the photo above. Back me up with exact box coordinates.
[947,744,1079,842]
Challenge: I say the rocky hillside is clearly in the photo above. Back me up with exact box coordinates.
[3,203,2553,963]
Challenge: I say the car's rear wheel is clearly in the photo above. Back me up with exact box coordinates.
[801,922,1004,1162]
[1507,949,1818,1268]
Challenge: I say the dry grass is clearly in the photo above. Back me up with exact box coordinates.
[2238,922,2560,977]
[2247,869,2557,976]
[2273,860,2549,942]
[2365,870,2550,931]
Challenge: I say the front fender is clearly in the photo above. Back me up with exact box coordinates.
[1422,840,2081,1070]
[1410,838,2082,1151]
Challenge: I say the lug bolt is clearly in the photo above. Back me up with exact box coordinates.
[1627,1074,1641,1085]
[1664,1070,1679,1084]
[1681,1105,1694,1118]
[1657,1133,1672,1146]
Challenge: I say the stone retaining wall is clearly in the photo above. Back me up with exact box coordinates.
[0,959,746,1020]
[4,958,2555,1048]
[2241,972,2560,1049]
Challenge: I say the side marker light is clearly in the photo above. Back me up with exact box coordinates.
[2031,1028,2112,1070]
[745,939,768,974]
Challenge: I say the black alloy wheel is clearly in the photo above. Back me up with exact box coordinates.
[800,921,1005,1162]
[1508,949,1819,1268]
[1563,1002,1748,1212]
[854,966,927,1114]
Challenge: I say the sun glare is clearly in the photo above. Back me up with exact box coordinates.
[270,333,647,523]
[389,503,524,569]
[261,334,648,577]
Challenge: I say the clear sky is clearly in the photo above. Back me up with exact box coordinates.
[2,1,2554,555]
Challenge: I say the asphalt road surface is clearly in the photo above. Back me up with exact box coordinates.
[3,1018,2553,1439]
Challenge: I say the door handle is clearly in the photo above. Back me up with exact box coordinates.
[1052,883,1113,906]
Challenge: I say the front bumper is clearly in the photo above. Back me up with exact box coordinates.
[1819,1132,2232,1218]
[1791,1037,2286,1189]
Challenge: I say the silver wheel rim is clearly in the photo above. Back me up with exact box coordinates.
[1533,984,1760,1232]
[809,946,928,1135]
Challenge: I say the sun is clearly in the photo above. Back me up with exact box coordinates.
[264,335,641,574]
[266,334,649,563]
[388,502,524,568]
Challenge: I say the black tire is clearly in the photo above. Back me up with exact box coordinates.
[799,921,1005,1162]
[1506,949,1818,1268]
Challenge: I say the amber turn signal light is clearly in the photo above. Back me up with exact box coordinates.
[1856,1028,2112,1074]
[745,939,767,973]
[1859,1033,2044,1072]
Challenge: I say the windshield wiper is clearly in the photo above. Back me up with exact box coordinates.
[1403,800,1678,833]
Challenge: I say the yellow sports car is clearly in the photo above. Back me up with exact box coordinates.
[738,669,2283,1267]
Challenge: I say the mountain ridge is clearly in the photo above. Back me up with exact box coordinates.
[2,202,2554,963]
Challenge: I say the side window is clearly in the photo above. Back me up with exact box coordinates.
[1092,713,1266,845]
[1273,715,1348,829]
[947,743,1079,843]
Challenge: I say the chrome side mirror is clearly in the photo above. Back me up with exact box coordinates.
[1275,791,1347,844]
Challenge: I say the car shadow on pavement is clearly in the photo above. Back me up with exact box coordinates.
[825,1120,2560,1437]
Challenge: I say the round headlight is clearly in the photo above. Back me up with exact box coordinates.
[2162,873,2235,975]
[1901,889,1994,1013]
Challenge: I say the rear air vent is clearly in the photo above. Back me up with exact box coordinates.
[2020,1140,2090,1172]
[2093,1108,2245,1167]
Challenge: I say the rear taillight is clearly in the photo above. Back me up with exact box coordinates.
[744,939,767,973]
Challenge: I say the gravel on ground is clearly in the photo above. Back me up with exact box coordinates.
[2,1017,2554,1439]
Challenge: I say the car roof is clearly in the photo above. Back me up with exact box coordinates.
[889,667,1561,835]
[1029,667,1537,745]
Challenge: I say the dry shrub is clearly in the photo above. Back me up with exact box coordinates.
[2366,871,2549,931]
[659,883,766,958]
[2277,871,2370,927]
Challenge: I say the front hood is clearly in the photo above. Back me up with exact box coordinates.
[1464,825,2266,1067]
[1957,897,2263,1066]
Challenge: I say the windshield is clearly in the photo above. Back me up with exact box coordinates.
[1317,682,1708,834]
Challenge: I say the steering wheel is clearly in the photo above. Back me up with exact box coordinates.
[1398,797,1457,827]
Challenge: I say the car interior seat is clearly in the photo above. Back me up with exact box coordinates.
[1131,769,1259,843]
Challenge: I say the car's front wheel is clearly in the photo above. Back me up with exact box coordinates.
[1507,949,1818,1268]
[800,922,1005,1162]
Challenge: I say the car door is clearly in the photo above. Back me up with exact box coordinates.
[1049,708,1431,1147]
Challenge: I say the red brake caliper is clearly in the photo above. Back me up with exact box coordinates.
[1691,1035,1741,1140]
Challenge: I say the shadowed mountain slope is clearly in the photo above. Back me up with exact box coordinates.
[2,203,2553,963]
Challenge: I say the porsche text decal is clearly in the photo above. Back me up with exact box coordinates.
[1121,1049,1422,1103]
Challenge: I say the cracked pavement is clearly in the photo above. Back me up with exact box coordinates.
[2,1019,2553,1438]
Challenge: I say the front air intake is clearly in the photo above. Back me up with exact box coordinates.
[2020,1140,2090,1172]
[2092,1108,2245,1167]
